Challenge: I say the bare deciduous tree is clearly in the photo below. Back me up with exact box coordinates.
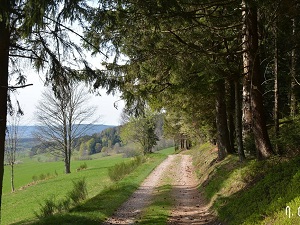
[35,83,97,174]
[5,109,22,192]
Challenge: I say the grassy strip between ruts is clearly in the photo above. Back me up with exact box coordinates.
[188,143,300,225]
[138,184,173,225]
[11,147,174,225]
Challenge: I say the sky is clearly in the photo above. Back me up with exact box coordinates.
[12,72,125,126]
[8,21,126,126]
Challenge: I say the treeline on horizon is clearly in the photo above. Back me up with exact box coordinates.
[29,116,174,159]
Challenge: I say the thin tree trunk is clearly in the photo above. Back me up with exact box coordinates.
[290,18,297,118]
[274,23,280,154]
[235,79,245,161]
[242,1,274,159]
[228,80,236,153]
[63,110,70,174]
[0,2,10,216]
[215,78,232,160]
[11,163,15,192]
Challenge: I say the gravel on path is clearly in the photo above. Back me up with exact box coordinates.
[102,154,221,225]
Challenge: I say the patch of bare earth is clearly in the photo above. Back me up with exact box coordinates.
[103,153,221,225]
[167,154,221,225]
[102,155,176,225]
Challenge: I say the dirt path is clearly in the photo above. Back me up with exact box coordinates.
[102,154,220,225]
[167,154,220,225]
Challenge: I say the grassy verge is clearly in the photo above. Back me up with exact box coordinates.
[9,147,174,225]
[188,143,300,225]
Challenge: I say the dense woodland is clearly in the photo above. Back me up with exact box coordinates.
[81,0,300,161]
[1,0,300,219]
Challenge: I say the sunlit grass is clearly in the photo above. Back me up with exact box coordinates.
[3,147,174,225]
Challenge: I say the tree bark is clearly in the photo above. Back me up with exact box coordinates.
[63,109,70,174]
[242,0,274,159]
[290,18,297,118]
[274,22,280,154]
[241,0,252,142]
[0,2,10,216]
[11,163,15,192]
[235,79,246,161]
[228,80,236,153]
[215,78,232,160]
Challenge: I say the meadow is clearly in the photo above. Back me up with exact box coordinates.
[2,148,174,225]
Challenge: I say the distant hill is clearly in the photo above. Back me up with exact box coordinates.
[15,124,115,139]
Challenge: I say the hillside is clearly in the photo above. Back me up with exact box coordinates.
[16,124,114,139]
[187,143,300,225]
[1,148,174,224]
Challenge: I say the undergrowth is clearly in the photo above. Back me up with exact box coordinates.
[35,178,87,218]
[108,155,146,181]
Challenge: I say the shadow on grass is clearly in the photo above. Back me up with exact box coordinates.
[11,214,100,225]
[200,155,242,200]
[11,183,139,225]
[211,157,300,225]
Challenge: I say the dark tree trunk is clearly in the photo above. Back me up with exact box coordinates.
[215,78,232,160]
[228,80,236,153]
[63,112,71,174]
[235,79,245,161]
[0,3,10,215]
[242,1,274,159]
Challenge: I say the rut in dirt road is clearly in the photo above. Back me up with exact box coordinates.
[167,154,220,225]
[102,154,220,225]
[102,155,177,225]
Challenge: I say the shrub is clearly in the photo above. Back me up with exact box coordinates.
[35,197,56,218]
[56,198,71,213]
[76,162,87,172]
[122,147,142,158]
[108,156,146,182]
[39,173,46,180]
[32,175,38,182]
[35,179,88,219]
[67,178,88,205]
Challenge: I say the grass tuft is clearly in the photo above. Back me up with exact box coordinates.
[67,178,88,205]
[108,155,146,181]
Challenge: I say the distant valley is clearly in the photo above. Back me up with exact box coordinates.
[16,124,115,139]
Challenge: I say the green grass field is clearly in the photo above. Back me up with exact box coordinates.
[2,148,174,225]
